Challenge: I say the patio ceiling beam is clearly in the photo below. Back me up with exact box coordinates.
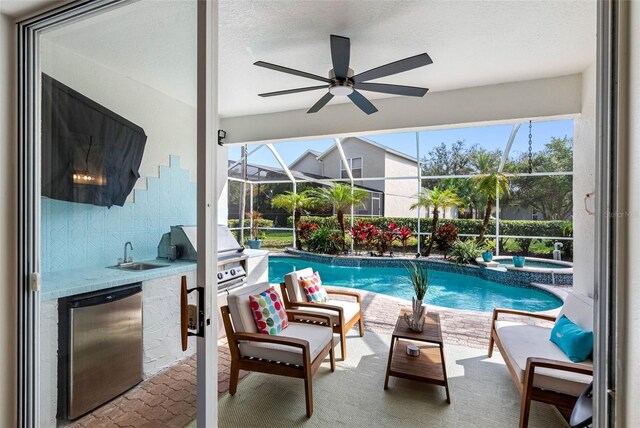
[220,74,581,145]
[498,123,521,172]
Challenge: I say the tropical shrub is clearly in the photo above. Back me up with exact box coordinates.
[247,211,262,240]
[297,222,318,251]
[449,239,482,264]
[307,226,343,255]
[228,218,274,229]
[515,238,533,256]
[374,222,398,256]
[292,216,571,239]
[398,226,413,254]
[350,220,378,254]
[434,223,458,258]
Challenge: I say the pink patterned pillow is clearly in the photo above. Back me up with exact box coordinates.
[249,287,288,335]
[298,272,329,303]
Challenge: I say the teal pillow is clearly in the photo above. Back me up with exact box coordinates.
[550,315,594,363]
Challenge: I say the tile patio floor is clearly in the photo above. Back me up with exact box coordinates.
[66,287,562,427]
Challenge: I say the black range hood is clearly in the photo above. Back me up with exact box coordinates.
[41,73,147,207]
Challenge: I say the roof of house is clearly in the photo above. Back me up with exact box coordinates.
[316,137,418,164]
[288,149,323,169]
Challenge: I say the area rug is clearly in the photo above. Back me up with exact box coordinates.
[218,331,568,427]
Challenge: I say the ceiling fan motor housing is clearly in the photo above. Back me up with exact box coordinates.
[328,68,354,96]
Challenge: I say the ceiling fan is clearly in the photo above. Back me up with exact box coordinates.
[254,35,433,115]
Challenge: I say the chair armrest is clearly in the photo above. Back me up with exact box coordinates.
[289,302,345,325]
[234,332,309,351]
[286,310,332,326]
[526,357,594,376]
[492,308,557,324]
[325,288,362,303]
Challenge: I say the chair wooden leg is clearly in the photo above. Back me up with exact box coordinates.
[339,329,347,361]
[358,314,364,337]
[519,392,532,428]
[229,362,240,395]
[488,332,495,357]
[329,342,336,372]
[304,376,313,417]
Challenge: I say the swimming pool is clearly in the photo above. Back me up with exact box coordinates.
[269,257,563,313]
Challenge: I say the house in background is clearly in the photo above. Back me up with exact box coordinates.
[289,137,419,217]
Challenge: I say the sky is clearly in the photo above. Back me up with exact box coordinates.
[227,119,574,168]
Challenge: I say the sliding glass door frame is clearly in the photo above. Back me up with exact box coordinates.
[17,1,217,426]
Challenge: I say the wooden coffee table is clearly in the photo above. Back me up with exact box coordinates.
[383,310,451,403]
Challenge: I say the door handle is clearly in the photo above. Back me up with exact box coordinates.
[180,276,188,351]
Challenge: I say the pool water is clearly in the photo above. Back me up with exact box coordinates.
[269,257,562,313]
[496,259,570,269]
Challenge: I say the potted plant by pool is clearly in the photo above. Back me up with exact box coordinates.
[247,211,263,249]
[513,255,526,268]
[482,250,493,262]
[402,262,428,332]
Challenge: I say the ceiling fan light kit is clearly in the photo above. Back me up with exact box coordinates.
[254,35,432,115]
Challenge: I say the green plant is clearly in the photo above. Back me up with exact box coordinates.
[309,184,368,250]
[515,238,533,256]
[562,223,573,258]
[482,239,496,252]
[434,223,458,258]
[246,211,262,240]
[271,191,315,250]
[449,239,482,264]
[410,187,462,256]
[228,218,274,229]
[293,215,571,240]
[470,152,510,241]
[306,226,342,255]
[405,262,429,300]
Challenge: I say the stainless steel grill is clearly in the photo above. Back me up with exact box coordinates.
[157,225,249,292]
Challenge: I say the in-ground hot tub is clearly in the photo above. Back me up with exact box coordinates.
[476,256,573,285]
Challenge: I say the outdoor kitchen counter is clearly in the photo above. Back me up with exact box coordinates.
[41,249,269,301]
[41,259,198,301]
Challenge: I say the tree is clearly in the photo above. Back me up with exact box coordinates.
[410,187,462,256]
[271,191,315,250]
[421,141,502,217]
[309,183,368,250]
[504,137,573,219]
[470,152,510,242]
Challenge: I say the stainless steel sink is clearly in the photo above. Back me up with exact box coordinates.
[109,262,169,271]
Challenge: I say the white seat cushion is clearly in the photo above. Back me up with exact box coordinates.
[495,320,592,396]
[291,299,360,326]
[238,322,333,366]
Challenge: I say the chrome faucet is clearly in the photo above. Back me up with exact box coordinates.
[124,241,133,264]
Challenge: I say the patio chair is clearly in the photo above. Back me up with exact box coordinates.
[488,292,594,428]
[221,281,336,417]
[281,267,364,360]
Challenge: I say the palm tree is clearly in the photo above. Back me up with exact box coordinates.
[410,187,462,256]
[470,152,510,242]
[271,190,314,250]
[310,183,368,249]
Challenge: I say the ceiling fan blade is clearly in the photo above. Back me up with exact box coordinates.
[348,90,378,115]
[307,92,334,113]
[254,61,331,83]
[354,82,429,97]
[353,53,433,83]
[330,35,350,80]
[259,85,328,97]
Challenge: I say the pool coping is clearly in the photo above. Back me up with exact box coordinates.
[278,249,571,306]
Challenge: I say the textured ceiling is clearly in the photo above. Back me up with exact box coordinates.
[40,0,595,117]
[219,0,596,117]
[42,0,197,107]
